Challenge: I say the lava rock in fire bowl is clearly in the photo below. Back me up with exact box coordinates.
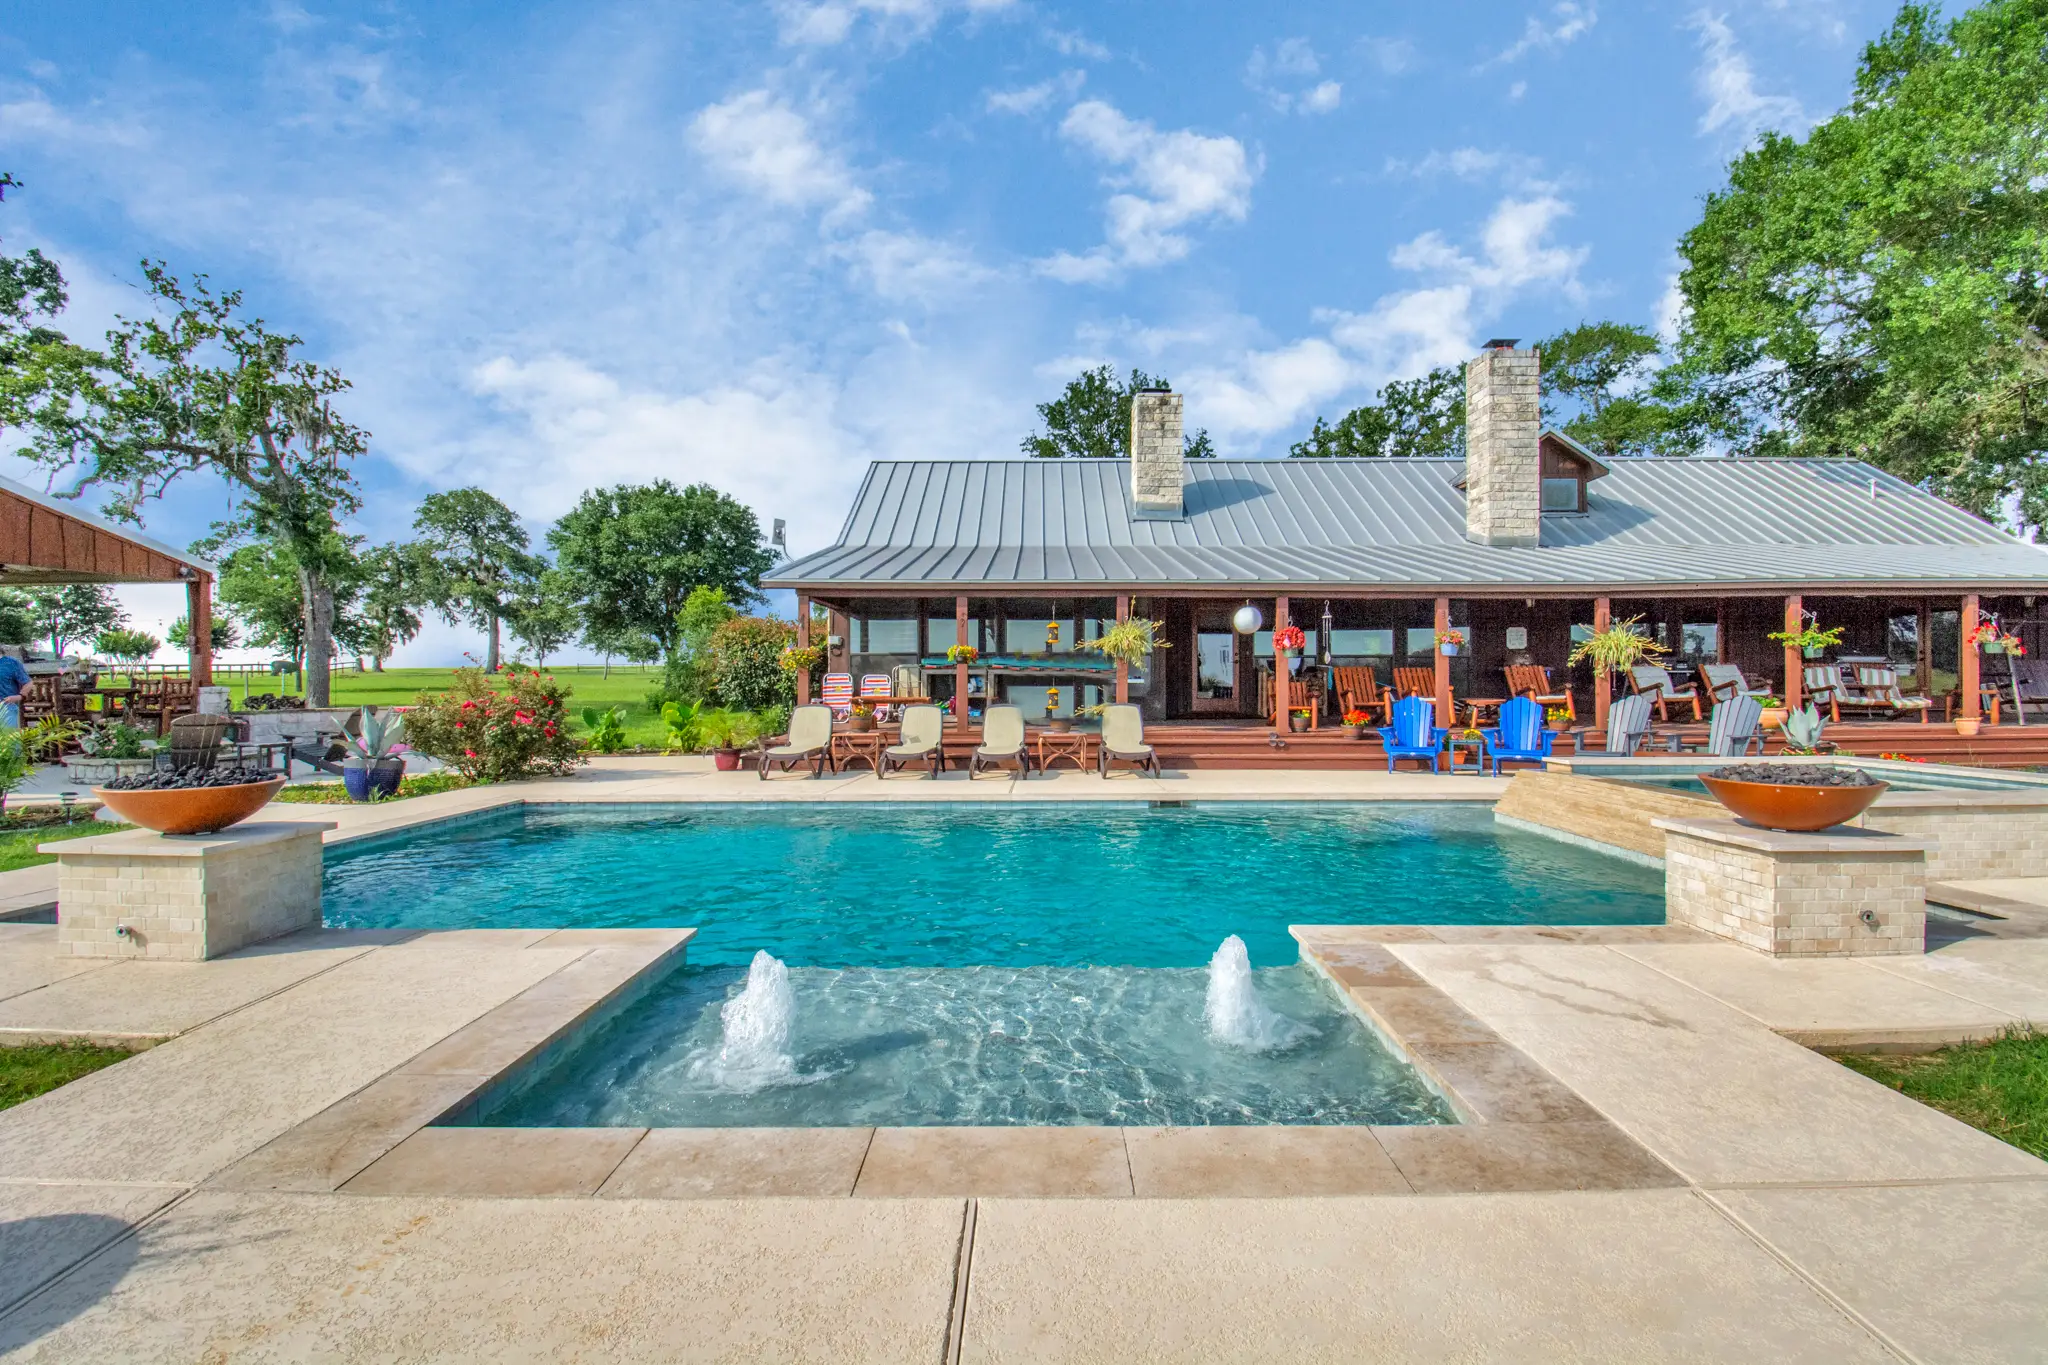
[1698,762,1888,832]
[93,766,289,836]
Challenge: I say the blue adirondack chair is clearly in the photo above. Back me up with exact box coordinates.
[1479,695,1557,776]
[1377,695,1447,773]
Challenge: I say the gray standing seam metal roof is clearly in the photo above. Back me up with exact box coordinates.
[766,456,2048,594]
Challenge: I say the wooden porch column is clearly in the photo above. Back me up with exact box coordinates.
[1714,602,1727,664]
[794,595,812,706]
[954,595,971,730]
[186,575,213,686]
[1962,594,1981,721]
[1433,596,1452,725]
[1273,596,1291,727]
[1593,597,1611,730]
[1784,595,1804,713]
[1114,594,1130,704]
[1917,599,1933,696]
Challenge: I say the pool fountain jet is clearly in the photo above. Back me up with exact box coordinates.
[1205,936,1316,1052]
[691,950,800,1092]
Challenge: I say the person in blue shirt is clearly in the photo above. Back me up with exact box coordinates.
[0,654,29,729]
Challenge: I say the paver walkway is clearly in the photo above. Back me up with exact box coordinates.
[0,761,2041,1360]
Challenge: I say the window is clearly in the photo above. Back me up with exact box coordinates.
[1404,627,1438,658]
[1329,629,1393,658]
[859,619,918,654]
[1542,477,1583,512]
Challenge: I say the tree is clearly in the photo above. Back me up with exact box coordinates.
[508,569,581,668]
[27,585,122,659]
[166,613,240,651]
[1021,365,1215,459]
[582,620,661,678]
[93,627,160,667]
[704,616,796,711]
[1534,322,1713,458]
[548,481,776,662]
[413,488,541,672]
[217,533,367,673]
[0,174,96,450]
[355,542,430,671]
[1672,0,2048,526]
[12,265,366,705]
[0,590,36,646]
[657,585,738,702]
[1290,366,1467,458]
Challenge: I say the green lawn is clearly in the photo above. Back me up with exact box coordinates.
[0,1042,133,1112]
[1834,1028,2048,1158]
[0,818,127,873]
[274,771,474,804]
[230,665,675,748]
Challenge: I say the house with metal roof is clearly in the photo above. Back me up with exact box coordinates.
[769,342,2048,752]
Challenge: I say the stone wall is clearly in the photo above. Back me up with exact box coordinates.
[1464,346,1541,547]
[55,822,332,961]
[1494,769,1714,861]
[1129,390,1185,521]
[1855,792,2048,882]
[1658,817,1927,957]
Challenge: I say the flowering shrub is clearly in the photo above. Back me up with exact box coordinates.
[403,666,583,783]
[706,617,797,712]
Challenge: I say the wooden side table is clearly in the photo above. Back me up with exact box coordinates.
[1444,734,1486,775]
[830,731,887,774]
[1035,730,1094,772]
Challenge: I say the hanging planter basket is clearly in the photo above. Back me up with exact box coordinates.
[1440,642,1462,657]
[1802,646,1825,659]
[1981,641,2008,655]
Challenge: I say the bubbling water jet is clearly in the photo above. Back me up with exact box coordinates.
[691,950,800,1091]
[1205,935,1316,1052]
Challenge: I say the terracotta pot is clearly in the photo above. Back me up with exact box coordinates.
[1697,775,1889,832]
[91,777,287,836]
[1759,708,1788,730]
[713,748,741,771]
[1288,715,1310,733]
[1955,718,1982,737]
[849,711,876,733]
[1046,717,1074,733]
[1344,724,1369,741]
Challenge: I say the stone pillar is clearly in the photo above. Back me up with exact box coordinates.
[1655,816,1927,957]
[1463,343,1541,547]
[1129,390,1185,521]
[53,822,335,961]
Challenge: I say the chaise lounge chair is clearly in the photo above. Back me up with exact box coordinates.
[880,703,946,779]
[1377,694,1447,773]
[1098,703,1161,778]
[1479,695,1557,775]
[969,704,1033,779]
[1628,664,1704,722]
[758,703,833,779]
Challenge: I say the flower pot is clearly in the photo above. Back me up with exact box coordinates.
[1277,647,1301,662]
[1546,720,1571,733]
[1981,641,2007,655]
[1288,715,1310,733]
[1759,707,1788,730]
[1802,646,1824,659]
[849,711,875,733]
[342,756,405,802]
[1698,774,1889,832]
[1955,717,1982,737]
[91,776,286,836]
[1344,724,1369,741]
[1439,643,1461,656]
[1046,717,1074,733]
[713,747,742,771]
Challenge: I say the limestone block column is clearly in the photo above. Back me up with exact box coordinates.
[1654,816,1927,957]
[52,822,336,961]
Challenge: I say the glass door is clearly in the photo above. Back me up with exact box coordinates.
[1192,606,1240,714]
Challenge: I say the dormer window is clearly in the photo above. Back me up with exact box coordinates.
[1539,431,1606,515]
[1543,477,1583,512]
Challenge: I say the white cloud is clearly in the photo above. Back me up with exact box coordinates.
[777,0,1016,47]
[1653,269,1688,344]
[1386,147,1552,192]
[1247,40,1342,115]
[1359,36,1416,76]
[689,90,873,220]
[1044,27,1111,60]
[1691,11,1805,141]
[985,69,1085,115]
[1485,3,1597,67]
[1041,99,1257,281]
[837,229,996,303]
[1506,80,1528,101]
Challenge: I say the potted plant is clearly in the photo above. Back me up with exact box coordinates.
[1769,612,1845,660]
[1288,707,1314,734]
[1967,619,2025,656]
[946,643,980,664]
[64,722,158,785]
[1567,614,1666,684]
[848,699,876,733]
[341,707,407,802]
[1544,706,1572,733]
[1956,715,1983,737]
[1079,618,1169,668]
[1342,707,1373,740]
[697,709,758,771]
[1272,625,1306,662]
[1436,627,1467,657]
[1754,695,1787,729]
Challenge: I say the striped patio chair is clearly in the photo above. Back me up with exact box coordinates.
[820,673,855,721]
[1801,665,1844,723]
[1853,665,1933,723]
[859,673,894,722]
[1627,664,1704,722]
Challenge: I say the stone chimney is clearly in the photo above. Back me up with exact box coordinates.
[1464,340,1541,547]
[1129,388,1185,521]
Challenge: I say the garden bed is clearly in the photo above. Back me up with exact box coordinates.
[273,771,473,805]
[0,813,128,873]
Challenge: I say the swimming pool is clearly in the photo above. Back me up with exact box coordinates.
[324,802,1665,968]
[1607,766,2045,798]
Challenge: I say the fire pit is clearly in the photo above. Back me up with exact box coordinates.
[1698,763,1889,832]
[92,768,288,836]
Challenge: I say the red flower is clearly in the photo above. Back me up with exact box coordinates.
[454,720,464,729]
[543,723,557,737]
[460,700,477,711]
[514,711,535,725]
[463,748,477,758]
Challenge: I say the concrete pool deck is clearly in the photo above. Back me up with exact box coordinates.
[0,758,2044,1359]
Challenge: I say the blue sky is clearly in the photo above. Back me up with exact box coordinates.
[0,0,1895,662]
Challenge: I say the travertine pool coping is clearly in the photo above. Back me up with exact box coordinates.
[208,923,1694,1202]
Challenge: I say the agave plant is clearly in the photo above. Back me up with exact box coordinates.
[1780,704,1827,755]
[341,707,405,761]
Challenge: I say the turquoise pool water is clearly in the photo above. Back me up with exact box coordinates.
[480,962,1455,1128]
[323,802,1664,968]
